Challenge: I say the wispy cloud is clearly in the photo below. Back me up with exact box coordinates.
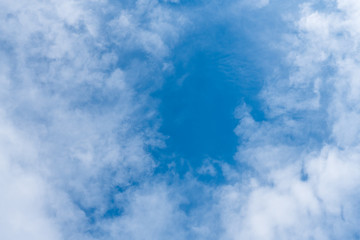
[215,1,360,239]
[1,0,360,239]
[0,0,186,238]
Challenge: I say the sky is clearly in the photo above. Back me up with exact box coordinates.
[1,0,360,239]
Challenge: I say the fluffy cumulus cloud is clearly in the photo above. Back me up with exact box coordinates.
[0,0,187,239]
[1,0,360,239]
[217,1,360,239]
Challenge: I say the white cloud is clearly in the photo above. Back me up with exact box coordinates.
[0,114,62,240]
[106,183,187,240]
[216,1,360,239]
[0,0,187,239]
[3,0,360,239]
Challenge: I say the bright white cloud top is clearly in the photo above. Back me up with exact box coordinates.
[0,0,359,240]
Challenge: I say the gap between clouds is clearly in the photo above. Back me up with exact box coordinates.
[1,0,360,240]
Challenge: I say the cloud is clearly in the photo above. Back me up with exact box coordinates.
[2,0,360,239]
[214,1,360,239]
[105,183,187,240]
[0,114,62,240]
[0,0,188,239]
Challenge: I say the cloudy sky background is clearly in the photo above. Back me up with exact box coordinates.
[1,0,360,239]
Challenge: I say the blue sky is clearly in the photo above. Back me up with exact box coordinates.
[154,1,282,171]
[1,0,360,239]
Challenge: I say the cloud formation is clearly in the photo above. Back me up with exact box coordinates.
[0,0,186,239]
[216,1,360,239]
[1,0,360,239]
